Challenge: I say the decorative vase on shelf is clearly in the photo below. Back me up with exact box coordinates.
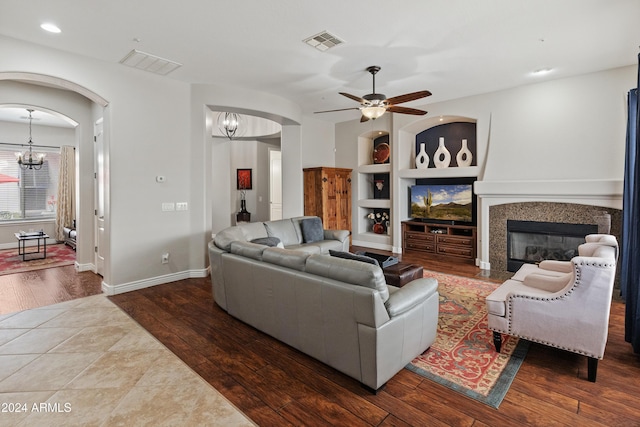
[456,139,473,167]
[372,223,385,234]
[415,143,429,169]
[434,137,451,169]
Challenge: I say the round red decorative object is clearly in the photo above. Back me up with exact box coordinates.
[373,223,385,234]
[373,143,390,164]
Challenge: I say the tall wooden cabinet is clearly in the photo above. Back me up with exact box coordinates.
[303,167,352,232]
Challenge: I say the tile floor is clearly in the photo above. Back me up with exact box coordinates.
[0,294,255,426]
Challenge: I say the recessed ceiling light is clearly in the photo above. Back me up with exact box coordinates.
[532,68,553,76]
[40,23,61,33]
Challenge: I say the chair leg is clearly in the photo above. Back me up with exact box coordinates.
[588,357,598,382]
[492,331,502,353]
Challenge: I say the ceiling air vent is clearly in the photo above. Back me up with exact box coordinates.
[303,31,344,52]
[119,49,182,76]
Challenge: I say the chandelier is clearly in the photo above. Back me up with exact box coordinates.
[217,112,244,140]
[16,109,45,170]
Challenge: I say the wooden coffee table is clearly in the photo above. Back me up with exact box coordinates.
[383,262,424,287]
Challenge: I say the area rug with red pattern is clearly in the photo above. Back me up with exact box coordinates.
[0,243,76,276]
[405,270,529,408]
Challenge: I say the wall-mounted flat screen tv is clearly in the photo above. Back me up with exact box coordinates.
[409,177,476,225]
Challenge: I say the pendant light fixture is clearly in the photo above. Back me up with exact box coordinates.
[217,112,244,140]
[16,109,46,170]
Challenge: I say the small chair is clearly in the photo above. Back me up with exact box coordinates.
[486,236,618,382]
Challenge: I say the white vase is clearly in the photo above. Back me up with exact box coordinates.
[456,139,473,167]
[434,137,451,169]
[415,143,429,169]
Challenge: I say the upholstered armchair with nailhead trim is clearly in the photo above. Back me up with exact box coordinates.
[486,237,618,382]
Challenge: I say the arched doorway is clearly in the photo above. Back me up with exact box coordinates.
[0,72,110,282]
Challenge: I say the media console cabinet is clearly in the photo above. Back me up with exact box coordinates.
[402,220,477,263]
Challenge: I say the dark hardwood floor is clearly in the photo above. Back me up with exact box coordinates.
[110,250,640,427]
[3,253,640,426]
[0,265,102,315]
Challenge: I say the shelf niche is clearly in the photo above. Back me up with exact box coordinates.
[415,121,477,169]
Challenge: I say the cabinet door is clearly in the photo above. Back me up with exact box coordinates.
[323,169,338,230]
[335,170,351,231]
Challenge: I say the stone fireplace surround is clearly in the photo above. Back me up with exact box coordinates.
[489,202,621,273]
[474,179,622,273]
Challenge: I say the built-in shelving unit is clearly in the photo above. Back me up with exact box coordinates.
[354,131,392,250]
[350,114,485,257]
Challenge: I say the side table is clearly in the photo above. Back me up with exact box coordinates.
[15,232,49,261]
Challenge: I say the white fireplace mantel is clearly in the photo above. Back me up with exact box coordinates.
[474,179,623,270]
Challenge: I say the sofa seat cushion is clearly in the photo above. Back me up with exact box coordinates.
[300,240,345,254]
[265,219,301,246]
[300,217,324,243]
[306,254,389,302]
[486,279,555,317]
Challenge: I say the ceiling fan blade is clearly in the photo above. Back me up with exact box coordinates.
[340,92,367,103]
[360,115,370,123]
[314,107,360,114]
[385,90,432,105]
[386,105,428,115]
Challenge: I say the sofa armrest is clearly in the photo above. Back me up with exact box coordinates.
[323,229,350,243]
[538,260,573,273]
[384,278,438,317]
[522,272,573,293]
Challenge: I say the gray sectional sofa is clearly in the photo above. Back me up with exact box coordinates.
[208,216,439,391]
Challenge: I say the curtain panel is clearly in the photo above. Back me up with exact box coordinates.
[55,146,75,241]
[622,53,640,352]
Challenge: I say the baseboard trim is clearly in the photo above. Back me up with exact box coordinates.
[75,261,95,272]
[102,268,210,296]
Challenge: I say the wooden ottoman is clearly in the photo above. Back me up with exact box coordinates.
[383,262,424,287]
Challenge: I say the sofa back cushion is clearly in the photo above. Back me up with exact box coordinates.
[265,219,301,246]
[230,241,267,261]
[262,247,310,271]
[240,222,269,241]
[214,226,246,252]
[306,255,389,302]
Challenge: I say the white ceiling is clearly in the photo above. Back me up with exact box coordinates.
[0,0,638,123]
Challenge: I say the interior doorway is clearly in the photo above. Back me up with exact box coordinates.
[269,149,282,221]
[94,118,105,276]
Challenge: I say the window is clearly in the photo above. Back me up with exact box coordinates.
[0,148,60,221]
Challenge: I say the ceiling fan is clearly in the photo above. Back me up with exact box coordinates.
[315,66,431,122]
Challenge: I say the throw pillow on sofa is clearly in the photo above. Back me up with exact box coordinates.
[250,237,284,248]
[329,250,380,267]
[300,217,324,243]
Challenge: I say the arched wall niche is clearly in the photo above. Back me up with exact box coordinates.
[0,72,110,284]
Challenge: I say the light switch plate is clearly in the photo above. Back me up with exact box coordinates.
[162,202,175,211]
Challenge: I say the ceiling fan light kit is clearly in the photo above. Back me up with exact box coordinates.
[315,65,431,122]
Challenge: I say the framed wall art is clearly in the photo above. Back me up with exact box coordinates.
[237,168,253,190]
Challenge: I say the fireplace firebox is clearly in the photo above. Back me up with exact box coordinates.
[506,220,598,272]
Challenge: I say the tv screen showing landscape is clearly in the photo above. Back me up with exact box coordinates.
[410,184,473,223]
